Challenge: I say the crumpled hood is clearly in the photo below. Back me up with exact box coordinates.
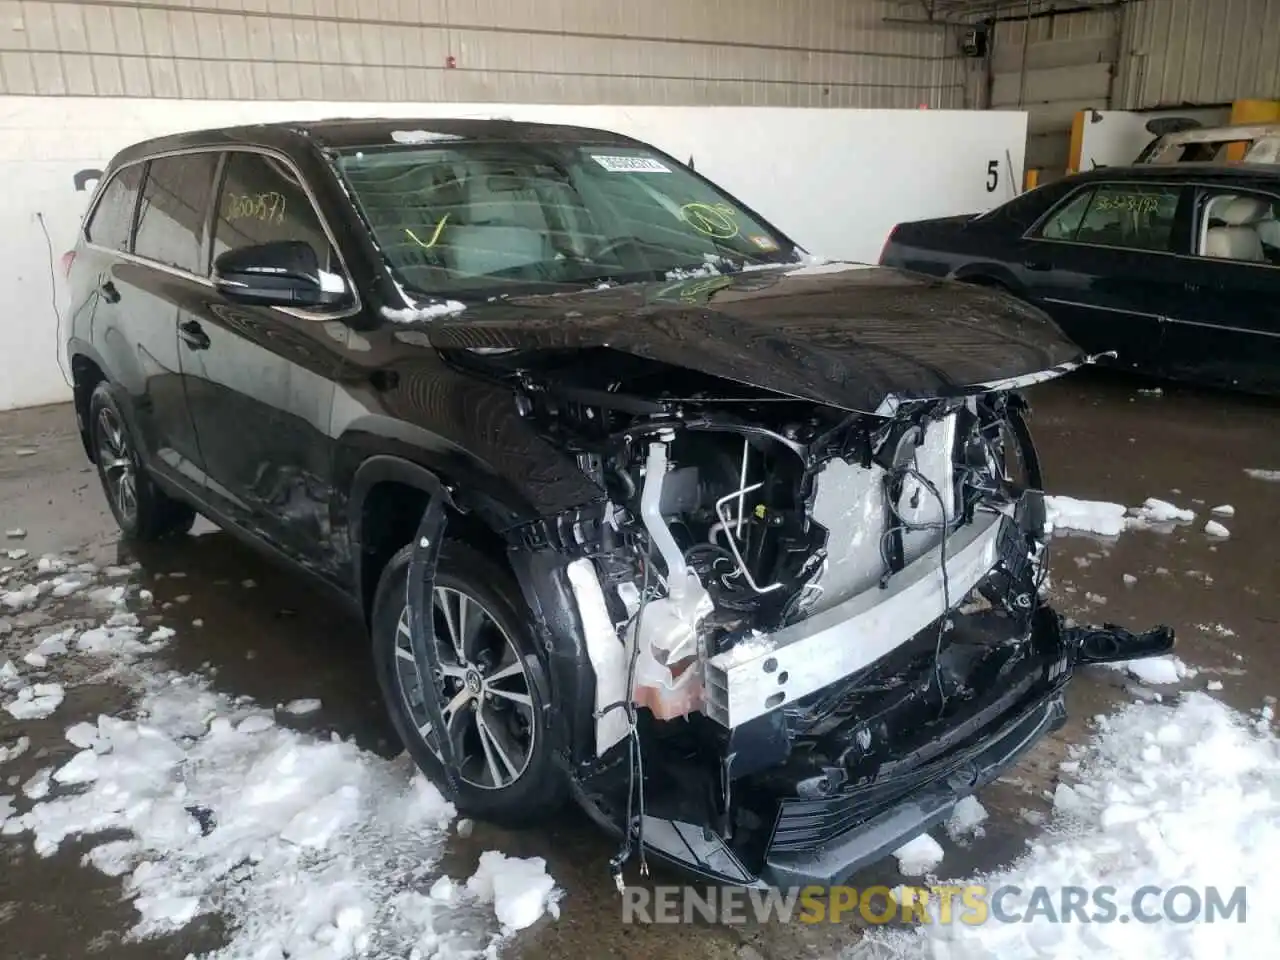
[421,262,1083,412]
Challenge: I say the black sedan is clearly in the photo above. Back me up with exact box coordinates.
[879,164,1280,394]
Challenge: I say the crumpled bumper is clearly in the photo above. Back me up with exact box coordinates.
[761,681,1066,887]
[638,612,1173,888]
[760,617,1172,887]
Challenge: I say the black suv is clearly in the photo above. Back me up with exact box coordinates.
[65,119,1169,887]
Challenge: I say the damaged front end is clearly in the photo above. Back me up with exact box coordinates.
[476,363,1172,888]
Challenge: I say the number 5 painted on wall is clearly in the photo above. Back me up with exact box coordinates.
[986,161,999,193]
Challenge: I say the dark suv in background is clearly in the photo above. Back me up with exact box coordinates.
[65,119,1168,887]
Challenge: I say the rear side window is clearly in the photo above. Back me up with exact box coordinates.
[85,165,142,250]
[133,153,219,274]
[1037,183,1180,253]
[211,151,333,269]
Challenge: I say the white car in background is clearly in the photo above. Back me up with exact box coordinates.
[1136,121,1280,165]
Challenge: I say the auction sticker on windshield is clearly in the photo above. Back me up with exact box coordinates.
[591,154,671,173]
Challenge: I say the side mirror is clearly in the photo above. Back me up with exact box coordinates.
[213,240,350,308]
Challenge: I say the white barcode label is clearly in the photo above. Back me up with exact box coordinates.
[590,155,672,174]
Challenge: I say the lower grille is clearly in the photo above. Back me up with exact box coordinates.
[769,673,1051,853]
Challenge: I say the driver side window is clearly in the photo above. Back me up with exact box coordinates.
[211,151,335,273]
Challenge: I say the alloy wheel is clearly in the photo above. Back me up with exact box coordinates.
[95,406,138,526]
[393,586,535,790]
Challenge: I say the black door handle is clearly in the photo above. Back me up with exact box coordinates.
[1022,258,1052,272]
[100,280,120,304]
[179,319,211,351]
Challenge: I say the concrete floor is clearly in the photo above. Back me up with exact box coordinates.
[1,372,1277,960]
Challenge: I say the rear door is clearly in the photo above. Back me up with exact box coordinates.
[81,155,215,492]
[1160,185,1280,392]
[178,148,352,570]
[1018,180,1185,373]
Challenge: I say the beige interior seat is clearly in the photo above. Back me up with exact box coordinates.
[1204,196,1270,262]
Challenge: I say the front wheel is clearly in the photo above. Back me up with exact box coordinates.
[371,540,566,824]
[88,383,196,541]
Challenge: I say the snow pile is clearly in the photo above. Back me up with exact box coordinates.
[2,671,558,954]
[665,263,720,280]
[2,582,41,611]
[3,682,64,719]
[1211,505,1235,518]
[76,616,174,657]
[381,301,466,324]
[0,735,30,764]
[0,515,568,953]
[1121,655,1191,686]
[945,796,988,841]
[1045,495,1206,537]
[24,629,72,668]
[1129,497,1195,526]
[1245,468,1280,482]
[1204,520,1231,539]
[1044,496,1127,537]
[465,851,560,931]
[892,832,945,877]
[863,693,1280,959]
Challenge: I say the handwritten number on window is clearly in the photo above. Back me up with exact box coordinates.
[225,192,287,224]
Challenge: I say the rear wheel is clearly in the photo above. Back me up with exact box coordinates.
[371,540,566,823]
[89,383,196,541]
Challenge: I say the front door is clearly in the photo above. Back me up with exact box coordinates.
[177,149,350,569]
[1018,181,1186,374]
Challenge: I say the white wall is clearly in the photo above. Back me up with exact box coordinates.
[0,96,1026,411]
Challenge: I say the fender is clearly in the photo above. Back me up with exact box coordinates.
[346,451,597,768]
[345,453,459,612]
[334,407,603,532]
[348,454,457,547]
[337,417,549,531]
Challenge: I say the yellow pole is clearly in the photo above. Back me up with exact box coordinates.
[1226,99,1280,161]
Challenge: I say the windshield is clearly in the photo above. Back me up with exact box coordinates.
[335,141,795,296]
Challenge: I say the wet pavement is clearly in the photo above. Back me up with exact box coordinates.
[1,372,1278,960]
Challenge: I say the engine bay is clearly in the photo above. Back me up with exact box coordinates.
[490,359,1068,882]
[508,357,1045,709]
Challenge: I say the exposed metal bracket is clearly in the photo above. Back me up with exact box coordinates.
[406,496,460,797]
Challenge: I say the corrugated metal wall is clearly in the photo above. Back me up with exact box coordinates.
[1119,0,1280,109]
[982,0,1280,177]
[0,0,967,107]
[988,6,1121,171]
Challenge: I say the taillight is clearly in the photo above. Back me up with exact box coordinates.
[878,225,899,264]
[60,250,76,279]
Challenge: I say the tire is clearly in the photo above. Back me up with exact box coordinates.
[88,382,196,541]
[371,539,567,824]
